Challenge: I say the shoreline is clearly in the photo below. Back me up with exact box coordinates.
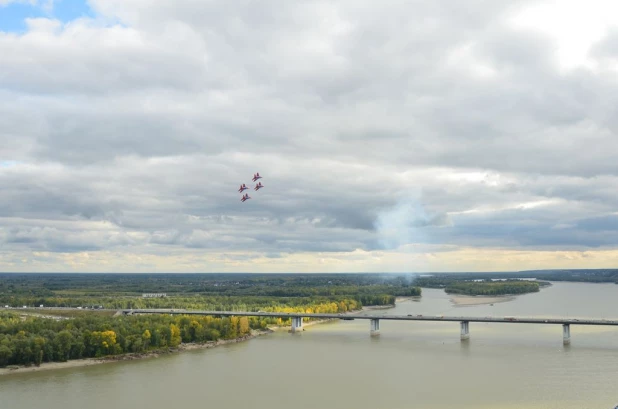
[362,304,394,310]
[0,303,392,376]
[449,294,516,306]
[395,296,421,303]
[0,328,273,376]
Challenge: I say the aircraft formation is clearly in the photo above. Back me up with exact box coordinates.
[239,172,264,202]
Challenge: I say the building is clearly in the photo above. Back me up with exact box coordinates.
[142,293,167,298]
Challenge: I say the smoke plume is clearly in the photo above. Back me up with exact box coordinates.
[373,193,452,273]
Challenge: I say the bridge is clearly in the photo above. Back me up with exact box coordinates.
[121,309,618,345]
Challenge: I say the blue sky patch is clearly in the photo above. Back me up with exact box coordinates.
[0,0,93,33]
[52,0,94,22]
[0,161,21,167]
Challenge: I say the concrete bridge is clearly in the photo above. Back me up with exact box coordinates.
[121,309,618,345]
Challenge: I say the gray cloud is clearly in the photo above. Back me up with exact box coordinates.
[1,0,618,268]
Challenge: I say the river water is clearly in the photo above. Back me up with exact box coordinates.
[1,282,617,409]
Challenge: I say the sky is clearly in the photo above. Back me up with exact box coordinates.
[1,0,618,273]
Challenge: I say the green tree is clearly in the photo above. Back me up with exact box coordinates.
[55,330,73,361]
[0,345,12,366]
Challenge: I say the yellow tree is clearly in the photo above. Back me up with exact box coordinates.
[238,317,250,336]
[189,320,203,342]
[91,330,117,356]
[142,330,151,349]
[170,324,182,347]
[228,316,239,338]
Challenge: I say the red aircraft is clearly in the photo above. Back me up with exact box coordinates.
[241,193,251,202]
[238,184,249,193]
[252,172,262,182]
[254,182,264,191]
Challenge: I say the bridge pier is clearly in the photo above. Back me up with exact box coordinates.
[563,324,571,345]
[291,316,303,333]
[370,318,380,336]
[460,321,470,340]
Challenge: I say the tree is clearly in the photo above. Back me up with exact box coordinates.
[0,345,11,366]
[239,317,250,336]
[169,324,181,347]
[142,330,151,349]
[55,330,73,361]
[32,336,46,366]
[91,330,117,357]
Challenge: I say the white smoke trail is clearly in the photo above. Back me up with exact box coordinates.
[373,192,452,274]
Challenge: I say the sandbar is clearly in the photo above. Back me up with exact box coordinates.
[449,294,516,306]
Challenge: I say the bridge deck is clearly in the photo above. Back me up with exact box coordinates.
[122,309,618,326]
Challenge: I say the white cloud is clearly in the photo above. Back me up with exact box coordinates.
[0,0,36,6]
[0,0,55,9]
[510,0,618,71]
[1,0,618,272]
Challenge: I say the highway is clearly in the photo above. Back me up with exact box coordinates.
[120,309,618,326]
[5,306,617,342]
[4,306,618,326]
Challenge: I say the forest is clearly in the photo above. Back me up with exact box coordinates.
[0,273,420,310]
[519,269,618,283]
[0,312,248,367]
[414,276,545,295]
[0,298,361,367]
[443,281,541,296]
[0,273,422,367]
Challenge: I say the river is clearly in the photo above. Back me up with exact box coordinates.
[1,282,617,409]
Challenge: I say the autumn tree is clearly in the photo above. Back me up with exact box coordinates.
[169,324,181,347]
[239,317,250,336]
[142,330,151,349]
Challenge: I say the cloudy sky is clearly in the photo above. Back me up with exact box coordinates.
[1,0,618,273]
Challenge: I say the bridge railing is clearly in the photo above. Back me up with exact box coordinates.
[120,309,618,345]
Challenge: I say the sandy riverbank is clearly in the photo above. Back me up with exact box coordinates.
[449,294,515,306]
[0,328,273,376]
[0,304,398,376]
[395,296,421,303]
[361,305,393,310]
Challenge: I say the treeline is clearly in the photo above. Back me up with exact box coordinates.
[0,312,250,367]
[414,277,454,289]
[1,294,383,311]
[414,276,544,296]
[415,270,618,285]
[443,281,540,296]
[225,285,421,299]
[257,298,361,315]
[0,273,422,296]
[0,298,361,368]
[0,273,421,310]
[522,270,618,284]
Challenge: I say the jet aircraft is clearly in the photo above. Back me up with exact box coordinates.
[238,184,249,193]
[252,172,262,182]
[254,182,264,191]
[241,193,251,202]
